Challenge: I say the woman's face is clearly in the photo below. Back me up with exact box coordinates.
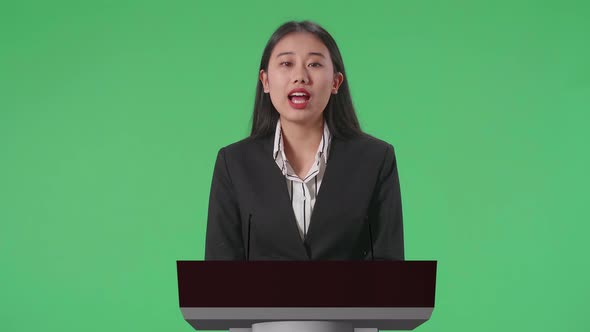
[260,32,343,127]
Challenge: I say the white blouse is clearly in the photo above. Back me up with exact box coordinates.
[272,119,331,241]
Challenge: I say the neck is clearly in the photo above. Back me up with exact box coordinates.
[280,116,324,158]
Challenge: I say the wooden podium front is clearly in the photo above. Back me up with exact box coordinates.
[177,261,437,331]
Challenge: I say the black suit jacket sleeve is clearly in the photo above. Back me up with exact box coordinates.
[204,148,244,260]
[367,144,405,260]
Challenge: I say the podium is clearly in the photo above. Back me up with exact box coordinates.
[177,261,437,331]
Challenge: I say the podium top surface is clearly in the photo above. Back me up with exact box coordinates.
[177,260,436,308]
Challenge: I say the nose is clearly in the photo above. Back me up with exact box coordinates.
[292,64,309,84]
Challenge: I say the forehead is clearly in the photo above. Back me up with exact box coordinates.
[271,32,330,57]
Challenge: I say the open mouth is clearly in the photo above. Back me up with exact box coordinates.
[288,88,311,109]
[288,92,311,104]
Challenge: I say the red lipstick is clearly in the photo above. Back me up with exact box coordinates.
[287,88,311,109]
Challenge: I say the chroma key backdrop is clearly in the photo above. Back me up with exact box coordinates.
[1,1,588,332]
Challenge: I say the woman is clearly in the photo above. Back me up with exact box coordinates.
[204,21,404,261]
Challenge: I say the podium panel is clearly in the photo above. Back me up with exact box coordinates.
[177,261,437,331]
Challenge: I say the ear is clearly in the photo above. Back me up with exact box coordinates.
[332,72,344,94]
[259,70,270,93]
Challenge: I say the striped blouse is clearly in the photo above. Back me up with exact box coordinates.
[272,119,331,241]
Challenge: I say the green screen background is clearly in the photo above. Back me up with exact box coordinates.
[1,1,588,331]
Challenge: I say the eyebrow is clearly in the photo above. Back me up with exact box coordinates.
[276,51,326,58]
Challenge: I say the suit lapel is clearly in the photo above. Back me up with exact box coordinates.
[260,135,309,257]
[260,134,351,258]
[305,136,347,245]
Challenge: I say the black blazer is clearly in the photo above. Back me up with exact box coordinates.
[204,133,404,261]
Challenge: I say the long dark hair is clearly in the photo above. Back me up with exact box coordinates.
[250,21,363,139]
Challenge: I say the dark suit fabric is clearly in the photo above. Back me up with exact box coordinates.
[204,133,404,261]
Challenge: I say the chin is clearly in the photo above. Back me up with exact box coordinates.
[279,110,323,124]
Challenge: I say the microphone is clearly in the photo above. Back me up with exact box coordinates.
[365,215,375,261]
[246,213,252,261]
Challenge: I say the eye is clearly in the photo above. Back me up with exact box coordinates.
[308,63,322,68]
[280,61,292,67]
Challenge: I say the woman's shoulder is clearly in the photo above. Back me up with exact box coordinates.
[216,133,397,161]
